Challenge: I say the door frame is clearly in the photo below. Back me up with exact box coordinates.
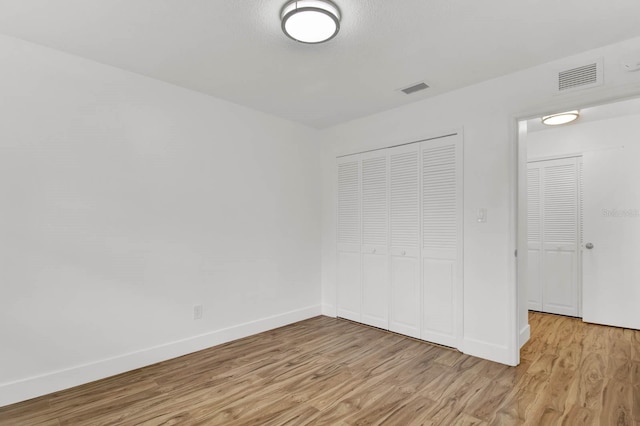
[510,93,640,365]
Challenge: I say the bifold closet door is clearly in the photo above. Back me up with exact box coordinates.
[527,157,579,317]
[360,152,389,329]
[336,134,464,348]
[420,135,463,348]
[388,144,421,338]
[336,156,361,322]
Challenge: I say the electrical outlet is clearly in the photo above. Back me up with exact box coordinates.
[193,304,203,320]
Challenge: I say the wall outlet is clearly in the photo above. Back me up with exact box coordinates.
[193,304,203,320]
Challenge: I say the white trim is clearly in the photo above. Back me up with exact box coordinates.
[508,116,520,366]
[577,156,583,318]
[519,324,531,348]
[528,153,584,163]
[334,128,462,158]
[462,338,514,366]
[0,305,321,408]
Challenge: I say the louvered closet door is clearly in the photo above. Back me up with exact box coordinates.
[527,163,543,311]
[388,144,421,338]
[360,151,389,329]
[541,157,579,317]
[336,156,361,322]
[420,134,463,348]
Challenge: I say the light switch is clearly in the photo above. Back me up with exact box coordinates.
[476,208,487,223]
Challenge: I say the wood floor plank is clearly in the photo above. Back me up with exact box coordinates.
[374,394,438,425]
[633,384,640,422]
[341,385,416,425]
[1,312,639,425]
[451,413,488,425]
[465,380,512,422]
[491,388,540,425]
[0,397,55,425]
[600,378,634,425]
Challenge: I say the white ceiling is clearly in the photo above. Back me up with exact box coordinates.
[1,0,640,128]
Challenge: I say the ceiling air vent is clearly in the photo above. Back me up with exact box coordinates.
[400,82,429,95]
[556,59,603,93]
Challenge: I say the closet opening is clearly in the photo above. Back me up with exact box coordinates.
[336,131,464,351]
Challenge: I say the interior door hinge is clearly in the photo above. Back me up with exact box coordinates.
[514,249,518,257]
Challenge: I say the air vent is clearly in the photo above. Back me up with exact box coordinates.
[556,59,603,93]
[400,82,429,95]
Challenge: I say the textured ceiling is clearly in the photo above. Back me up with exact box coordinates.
[0,0,640,128]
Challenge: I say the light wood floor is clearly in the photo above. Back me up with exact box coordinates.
[1,312,638,425]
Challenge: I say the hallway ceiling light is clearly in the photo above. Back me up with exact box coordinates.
[281,0,341,44]
[541,110,580,126]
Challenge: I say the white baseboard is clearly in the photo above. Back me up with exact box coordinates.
[462,337,516,366]
[519,324,531,349]
[321,303,336,317]
[0,304,321,408]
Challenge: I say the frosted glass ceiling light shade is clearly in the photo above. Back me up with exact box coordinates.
[541,110,580,126]
[281,0,341,44]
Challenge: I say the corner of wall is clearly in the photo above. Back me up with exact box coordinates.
[321,304,337,317]
[0,305,321,408]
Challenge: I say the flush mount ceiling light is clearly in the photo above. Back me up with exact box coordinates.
[281,0,341,44]
[541,110,580,126]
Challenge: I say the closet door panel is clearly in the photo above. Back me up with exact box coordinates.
[337,252,361,321]
[336,157,361,321]
[527,248,542,311]
[360,152,389,329]
[388,144,420,338]
[421,135,462,348]
[423,259,454,337]
[541,158,579,317]
[361,254,388,328]
[542,250,577,313]
[390,256,420,336]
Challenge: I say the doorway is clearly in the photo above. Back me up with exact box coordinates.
[517,96,640,355]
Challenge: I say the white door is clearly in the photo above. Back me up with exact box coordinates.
[336,156,361,322]
[527,157,580,317]
[583,145,640,330]
[360,151,389,329]
[420,135,463,348]
[388,144,421,338]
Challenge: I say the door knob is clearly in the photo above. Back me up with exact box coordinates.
[585,242,594,249]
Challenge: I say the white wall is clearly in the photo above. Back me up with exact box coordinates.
[320,37,640,365]
[528,112,640,160]
[0,35,321,406]
[2,30,640,408]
